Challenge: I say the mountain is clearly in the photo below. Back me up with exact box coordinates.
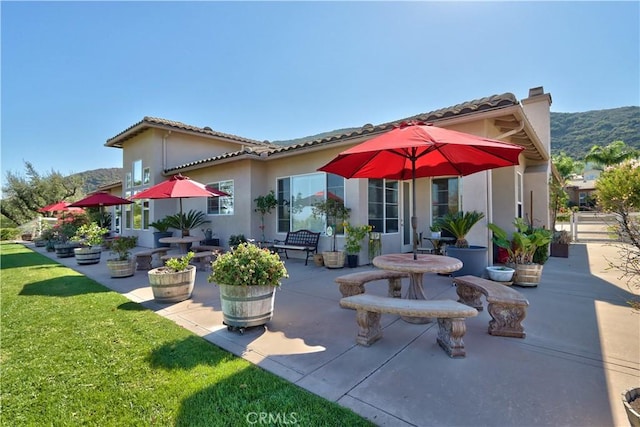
[550,107,640,158]
[71,168,122,194]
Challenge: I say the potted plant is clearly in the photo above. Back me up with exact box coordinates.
[435,210,487,277]
[485,266,515,283]
[254,190,278,244]
[71,222,109,265]
[312,198,351,268]
[208,242,288,333]
[622,387,640,427]
[53,217,85,258]
[430,224,442,239]
[344,223,371,268]
[104,235,138,278]
[550,229,572,258]
[148,252,196,303]
[229,234,247,250]
[164,209,210,237]
[488,218,553,287]
[149,218,173,248]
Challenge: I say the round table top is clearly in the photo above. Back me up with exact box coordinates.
[373,253,463,274]
[158,235,202,244]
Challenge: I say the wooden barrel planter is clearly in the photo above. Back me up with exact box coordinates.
[218,284,276,328]
[512,263,543,287]
[54,243,77,258]
[74,247,102,265]
[107,259,136,278]
[322,251,345,269]
[148,265,196,303]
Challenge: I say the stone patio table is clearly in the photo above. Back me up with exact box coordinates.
[158,235,202,253]
[373,253,462,323]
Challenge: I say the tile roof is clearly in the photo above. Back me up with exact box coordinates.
[105,116,271,148]
[113,92,524,173]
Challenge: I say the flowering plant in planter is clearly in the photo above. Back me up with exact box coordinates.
[208,242,288,287]
[71,223,109,247]
[104,236,138,261]
[344,223,372,254]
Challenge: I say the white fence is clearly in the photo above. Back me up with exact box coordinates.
[556,212,639,243]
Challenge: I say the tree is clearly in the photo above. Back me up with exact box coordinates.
[584,140,638,170]
[254,190,278,243]
[550,153,581,230]
[1,162,83,226]
[595,159,640,307]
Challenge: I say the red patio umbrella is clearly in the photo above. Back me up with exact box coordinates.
[69,192,134,227]
[318,121,525,259]
[38,201,84,215]
[130,174,228,216]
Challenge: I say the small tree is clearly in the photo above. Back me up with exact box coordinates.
[595,159,640,308]
[312,198,351,252]
[254,190,278,242]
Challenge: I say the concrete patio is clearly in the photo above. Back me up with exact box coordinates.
[29,242,639,426]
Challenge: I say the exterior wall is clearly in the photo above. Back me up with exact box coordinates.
[164,132,243,171]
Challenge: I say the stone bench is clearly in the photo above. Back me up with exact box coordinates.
[161,251,219,271]
[190,245,225,253]
[340,294,478,358]
[453,275,529,338]
[334,270,409,299]
[135,248,170,270]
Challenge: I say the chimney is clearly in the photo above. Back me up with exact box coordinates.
[522,86,552,154]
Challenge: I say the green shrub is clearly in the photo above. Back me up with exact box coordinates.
[0,228,20,241]
[165,252,194,272]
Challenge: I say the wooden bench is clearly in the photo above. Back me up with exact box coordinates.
[453,275,529,338]
[272,229,320,265]
[135,248,170,270]
[340,294,478,358]
[161,251,219,271]
[335,270,409,300]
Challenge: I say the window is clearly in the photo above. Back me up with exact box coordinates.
[125,173,132,189]
[277,173,345,233]
[133,160,142,186]
[431,177,459,221]
[142,199,150,230]
[207,180,234,215]
[132,192,142,230]
[143,167,150,185]
[124,191,132,229]
[368,179,399,233]
[516,172,523,218]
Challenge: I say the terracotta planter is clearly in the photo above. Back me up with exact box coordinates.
[148,265,196,303]
[107,259,136,278]
[313,253,324,267]
[218,284,276,329]
[74,246,102,265]
[322,251,345,269]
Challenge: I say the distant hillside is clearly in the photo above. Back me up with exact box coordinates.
[550,107,640,158]
[71,168,122,194]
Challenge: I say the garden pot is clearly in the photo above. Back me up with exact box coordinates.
[550,243,569,258]
[107,259,136,278]
[34,239,46,247]
[313,253,324,267]
[21,233,33,241]
[153,231,173,248]
[511,263,544,287]
[54,243,78,258]
[346,254,359,268]
[445,246,488,277]
[486,266,515,283]
[322,251,345,269]
[622,387,640,427]
[148,265,196,303]
[218,284,276,328]
[74,246,102,265]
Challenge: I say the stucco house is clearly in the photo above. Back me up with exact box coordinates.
[100,86,553,266]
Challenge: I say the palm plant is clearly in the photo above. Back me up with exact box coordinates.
[435,211,485,248]
[165,210,210,236]
[584,140,638,170]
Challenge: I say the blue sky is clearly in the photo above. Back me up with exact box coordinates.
[2,1,639,181]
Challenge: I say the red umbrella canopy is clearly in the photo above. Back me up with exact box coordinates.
[38,201,83,213]
[318,121,525,259]
[318,122,524,180]
[69,192,133,208]
[131,174,228,200]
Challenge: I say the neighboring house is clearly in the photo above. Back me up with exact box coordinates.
[100,86,553,265]
[565,177,597,210]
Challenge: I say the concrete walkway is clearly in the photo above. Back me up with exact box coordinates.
[29,242,639,426]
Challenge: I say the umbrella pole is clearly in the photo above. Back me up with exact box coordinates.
[412,158,418,260]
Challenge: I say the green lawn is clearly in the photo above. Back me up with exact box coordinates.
[1,243,374,426]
